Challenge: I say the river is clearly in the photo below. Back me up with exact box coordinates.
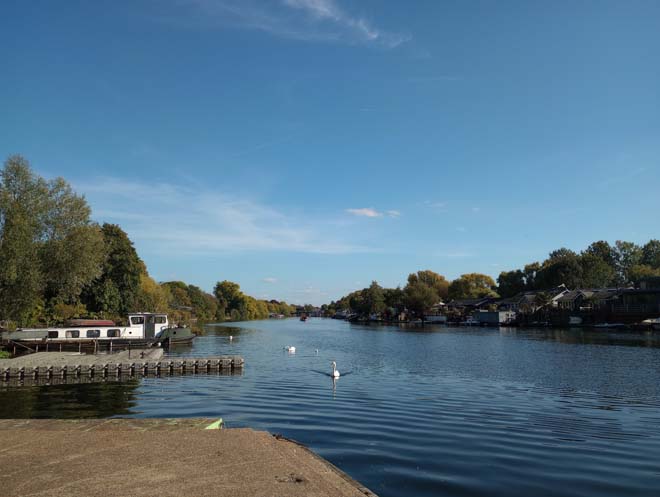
[2,318,660,497]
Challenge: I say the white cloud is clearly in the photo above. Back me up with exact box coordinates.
[263,277,278,283]
[346,207,381,218]
[162,0,409,48]
[77,177,369,256]
[346,207,400,218]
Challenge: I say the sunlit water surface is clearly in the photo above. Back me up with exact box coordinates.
[2,319,660,497]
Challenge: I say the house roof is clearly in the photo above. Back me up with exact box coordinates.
[447,297,492,307]
[556,289,596,303]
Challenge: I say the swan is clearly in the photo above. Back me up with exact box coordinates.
[285,346,296,353]
[229,335,233,341]
[331,361,340,378]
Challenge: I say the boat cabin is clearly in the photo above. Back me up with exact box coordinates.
[1,313,171,342]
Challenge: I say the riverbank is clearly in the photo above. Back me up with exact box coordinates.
[0,418,376,497]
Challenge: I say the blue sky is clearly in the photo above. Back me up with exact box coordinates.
[2,0,659,305]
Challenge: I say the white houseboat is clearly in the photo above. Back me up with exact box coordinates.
[0,313,194,351]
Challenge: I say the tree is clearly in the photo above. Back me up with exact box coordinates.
[536,249,582,289]
[407,270,449,300]
[641,240,660,269]
[497,270,526,298]
[584,240,618,268]
[134,274,169,313]
[383,286,405,311]
[628,264,660,285]
[579,253,616,288]
[213,280,244,317]
[448,273,498,299]
[1,155,105,325]
[404,280,438,319]
[363,281,386,316]
[614,241,641,285]
[82,224,142,316]
[523,262,541,290]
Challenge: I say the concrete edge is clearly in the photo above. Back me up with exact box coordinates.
[273,433,378,497]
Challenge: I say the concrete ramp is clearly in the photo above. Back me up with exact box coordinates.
[0,418,377,497]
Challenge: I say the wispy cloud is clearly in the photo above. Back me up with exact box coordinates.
[161,0,409,48]
[346,207,400,218]
[263,277,278,283]
[421,200,448,212]
[77,177,369,255]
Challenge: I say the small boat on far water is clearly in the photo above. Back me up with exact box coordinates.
[300,314,308,322]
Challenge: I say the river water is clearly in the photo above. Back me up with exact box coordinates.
[2,318,660,497]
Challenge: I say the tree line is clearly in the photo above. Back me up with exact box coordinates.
[0,155,296,328]
[325,240,660,319]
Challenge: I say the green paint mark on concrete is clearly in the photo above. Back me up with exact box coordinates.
[205,418,223,430]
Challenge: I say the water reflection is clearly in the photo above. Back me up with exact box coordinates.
[0,380,141,418]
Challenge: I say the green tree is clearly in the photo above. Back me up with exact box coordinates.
[614,240,641,284]
[363,281,386,316]
[536,249,582,289]
[404,280,438,319]
[579,253,616,288]
[1,155,104,325]
[584,240,618,268]
[407,270,449,300]
[213,280,244,317]
[497,270,526,297]
[82,224,142,316]
[448,273,498,299]
[640,240,660,269]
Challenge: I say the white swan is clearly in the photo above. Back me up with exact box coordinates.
[331,361,340,378]
[285,346,296,353]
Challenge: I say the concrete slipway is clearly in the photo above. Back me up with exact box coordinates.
[0,418,377,497]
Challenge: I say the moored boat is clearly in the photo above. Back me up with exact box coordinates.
[0,313,194,352]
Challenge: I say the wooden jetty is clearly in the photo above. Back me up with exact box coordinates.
[0,352,244,386]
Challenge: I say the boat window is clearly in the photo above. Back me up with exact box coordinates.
[86,329,100,338]
[131,316,145,325]
[66,330,80,338]
[48,330,59,339]
[155,316,167,324]
[107,329,120,338]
